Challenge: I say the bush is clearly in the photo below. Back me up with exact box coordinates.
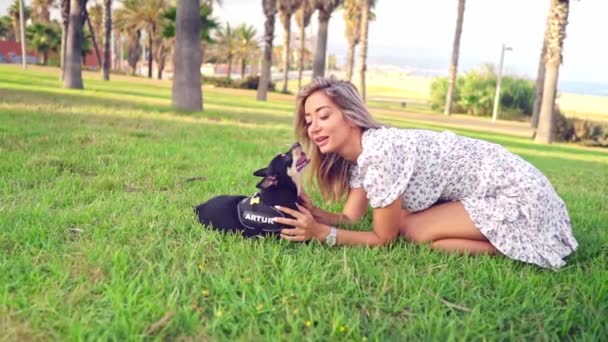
[203,75,275,92]
[237,75,275,91]
[554,108,608,147]
[430,64,534,118]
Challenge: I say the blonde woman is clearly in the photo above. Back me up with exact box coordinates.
[273,77,577,269]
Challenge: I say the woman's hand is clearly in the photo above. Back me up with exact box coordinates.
[273,204,327,242]
[298,190,315,211]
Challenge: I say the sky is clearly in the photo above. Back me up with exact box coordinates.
[213,0,608,86]
[2,0,606,85]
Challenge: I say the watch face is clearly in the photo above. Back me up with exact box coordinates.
[326,232,337,246]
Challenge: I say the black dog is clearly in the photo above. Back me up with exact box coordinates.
[194,142,309,237]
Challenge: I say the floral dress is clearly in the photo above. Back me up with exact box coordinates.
[349,127,578,269]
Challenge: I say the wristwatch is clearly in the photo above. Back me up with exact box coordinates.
[324,226,338,246]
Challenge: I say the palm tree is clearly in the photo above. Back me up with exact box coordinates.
[60,0,69,80]
[113,0,168,78]
[311,0,342,78]
[9,0,31,43]
[234,24,259,79]
[295,0,313,89]
[343,0,360,82]
[64,0,88,89]
[102,0,111,80]
[444,0,466,115]
[214,23,237,79]
[277,0,303,93]
[32,0,54,23]
[26,22,61,64]
[0,16,13,40]
[535,0,571,144]
[160,4,219,80]
[357,0,375,102]
[256,0,277,101]
[172,0,202,111]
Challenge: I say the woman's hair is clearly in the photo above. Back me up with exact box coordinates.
[294,76,385,202]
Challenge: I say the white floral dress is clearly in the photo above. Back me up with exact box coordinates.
[349,127,578,269]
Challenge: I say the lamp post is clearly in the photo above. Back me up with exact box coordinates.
[492,43,512,122]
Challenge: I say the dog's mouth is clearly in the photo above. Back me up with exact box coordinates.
[296,152,309,172]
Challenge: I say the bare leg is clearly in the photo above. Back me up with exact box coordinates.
[399,201,497,256]
[431,239,498,255]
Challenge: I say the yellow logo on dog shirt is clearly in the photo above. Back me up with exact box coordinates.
[250,196,260,205]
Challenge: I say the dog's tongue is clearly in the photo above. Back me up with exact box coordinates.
[296,153,309,171]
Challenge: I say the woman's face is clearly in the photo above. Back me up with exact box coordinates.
[303,91,357,155]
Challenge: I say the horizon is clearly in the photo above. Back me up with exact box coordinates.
[2,0,607,91]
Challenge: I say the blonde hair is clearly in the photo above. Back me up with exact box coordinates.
[294,76,385,202]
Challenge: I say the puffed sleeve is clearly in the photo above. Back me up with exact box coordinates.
[358,134,415,208]
[349,163,363,188]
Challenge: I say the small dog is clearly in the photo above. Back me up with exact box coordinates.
[194,142,309,237]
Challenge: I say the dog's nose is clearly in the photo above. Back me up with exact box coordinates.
[292,142,301,149]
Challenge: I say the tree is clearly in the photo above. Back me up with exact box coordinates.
[214,23,237,79]
[295,0,313,89]
[172,0,202,111]
[535,0,571,144]
[311,0,342,78]
[64,0,87,89]
[0,16,16,40]
[444,0,465,115]
[257,0,277,101]
[102,0,111,80]
[234,24,259,79]
[343,0,360,82]
[277,0,303,93]
[358,0,375,101]
[60,0,70,80]
[9,0,31,42]
[113,0,168,78]
[26,22,61,64]
[161,4,219,80]
[32,0,55,24]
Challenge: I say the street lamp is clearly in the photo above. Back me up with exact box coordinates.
[492,43,512,122]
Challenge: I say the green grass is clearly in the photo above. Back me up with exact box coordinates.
[1,65,607,340]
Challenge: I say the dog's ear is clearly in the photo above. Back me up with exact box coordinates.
[256,175,277,189]
[253,168,267,177]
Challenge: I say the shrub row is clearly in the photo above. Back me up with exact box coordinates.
[203,75,275,91]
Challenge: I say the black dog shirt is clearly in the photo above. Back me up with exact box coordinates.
[237,193,287,234]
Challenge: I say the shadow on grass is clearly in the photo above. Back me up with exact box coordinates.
[0,88,295,127]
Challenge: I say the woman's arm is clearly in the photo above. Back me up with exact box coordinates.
[325,197,402,247]
[276,197,403,247]
[308,187,369,226]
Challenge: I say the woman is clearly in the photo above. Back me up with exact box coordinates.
[273,77,577,269]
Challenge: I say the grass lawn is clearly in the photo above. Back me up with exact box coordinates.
[1,65,607,340]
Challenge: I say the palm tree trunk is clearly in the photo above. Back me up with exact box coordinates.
[147,25,155,78]
[256,0,276,102]
[64,0,86,89]
[172,0,202,111]
[281,16,291,93]
[345,42,355,82]
[444,0,465,116]
[85,8,102,68]
[227,54,233,79]
[297,24,305,90]
[312,11,330,78]
[534,63,559,144]
[535,0,570,144]
[60,0,70,80]
[241,58,246,79]
[358,0,370,102]
[102,0,111,80]
[531,40,547,128]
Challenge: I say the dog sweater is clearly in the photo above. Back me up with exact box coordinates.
[237,193,287,233]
